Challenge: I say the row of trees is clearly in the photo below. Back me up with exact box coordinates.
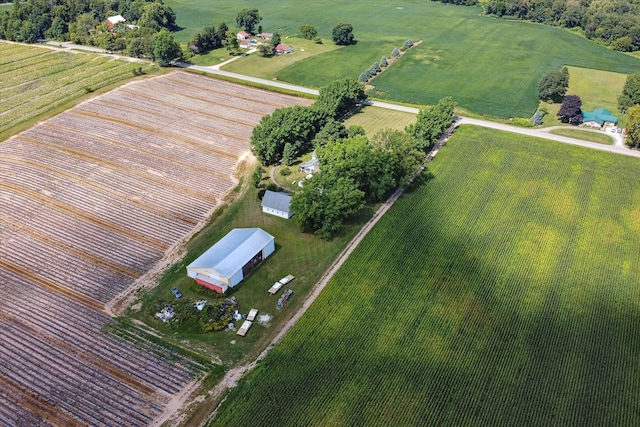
[250,78,366,165]
[432,0,640,52]
[619,72,640,147]
[0,0,176,45]
[291,97,456,238]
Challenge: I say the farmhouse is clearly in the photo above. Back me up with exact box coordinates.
[582,108,618,128]
[275,43,294,54]
[261,190,293,219]
[237,31,250,40]
[187,228,275,293]
[106,15,126,29]
[299,150,320,174]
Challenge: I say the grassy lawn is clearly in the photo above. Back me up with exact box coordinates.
[186,47,231,66]
[344,105,417,135]
[221,37,340,78]
[127,172,370,365]
[549,128,615,145]
[565,66,627,116]
[211,126,640,426]
[166,0,640,118]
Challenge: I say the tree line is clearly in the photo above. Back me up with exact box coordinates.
[433,0,640,52]
[251,77,456,238]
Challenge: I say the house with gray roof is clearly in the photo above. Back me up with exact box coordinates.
[261,190,293,219]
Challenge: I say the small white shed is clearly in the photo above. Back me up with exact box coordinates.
[261,190,293,219]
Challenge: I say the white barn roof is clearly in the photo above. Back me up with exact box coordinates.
[187,228,274,279]
[261,191,292,214]
[107,15,126,25]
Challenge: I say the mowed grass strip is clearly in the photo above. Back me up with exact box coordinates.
[211,126,640,426]
[549,128,615,145]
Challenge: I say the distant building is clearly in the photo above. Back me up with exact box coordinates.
[275,43,294,54]
[107,15,126,29]
[239,39,252,49]
[258,32,273,39]
[186,228,275,293]
[582,108,618,128]
[261,190,293,219]
[237,31,251,40]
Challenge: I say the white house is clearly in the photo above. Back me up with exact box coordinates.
[261,190,293,219]
[237,31,251,40]
[299,150,320,174]
[186,228,275,293]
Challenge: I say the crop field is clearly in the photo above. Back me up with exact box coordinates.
[0,41,156,139]
[212,126,640,426]
[0,71,312,425]
[167,0,640,117]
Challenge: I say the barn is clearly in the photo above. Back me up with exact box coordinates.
[186,228,275,293]
[261,190,293,219]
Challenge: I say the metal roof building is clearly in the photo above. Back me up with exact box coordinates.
[261,190,293,219]
[187,228,275,293]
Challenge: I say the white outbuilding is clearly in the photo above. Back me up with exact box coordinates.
[187,228,275,293]
[261,190,293,219]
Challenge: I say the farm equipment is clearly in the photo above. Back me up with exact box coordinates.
[276,289,293,309]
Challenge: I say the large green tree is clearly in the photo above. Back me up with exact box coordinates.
[332,23,355,45]
[290,173,364,239]
[251,106,327,165]
[625,104,640,148]
[152,29,181,66]
[317,135,397,202]
[406,97,457,151]
[299,24,317,40]
[618,72,640,113]
[316,77,366,119]
[537,68,569,102]
[370,129,426,187]
[236,8,261,34]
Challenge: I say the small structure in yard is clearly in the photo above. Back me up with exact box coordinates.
[261,190,293,219]
[247,308,259,321]
[237,320,253,336]
[187,228,275,293]
[582,108,618,128]
[277,289,293,309]
[258,32,273,39]
[275,43,294,54]
[268,274,295,294]
[155,305,175,323]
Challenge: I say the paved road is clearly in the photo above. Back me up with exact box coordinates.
[177,62,640,158]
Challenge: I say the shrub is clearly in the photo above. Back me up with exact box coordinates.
[513,117,533,127]
[380,56,388,67]
[404,39,413,49]
[531,110,543,126]
[266,183,280,192]
[280,167,292,176]
[392,48,400,57]
[313,36,322,44]
[252,165,264,188]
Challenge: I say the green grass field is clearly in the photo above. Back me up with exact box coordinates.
[167,0,640,117]
[566,66,627,116]
[211,126,640,426]
[344,106,417,135]
[129,172,370,364]
[549,128,615,145]
[0,42,157,140]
